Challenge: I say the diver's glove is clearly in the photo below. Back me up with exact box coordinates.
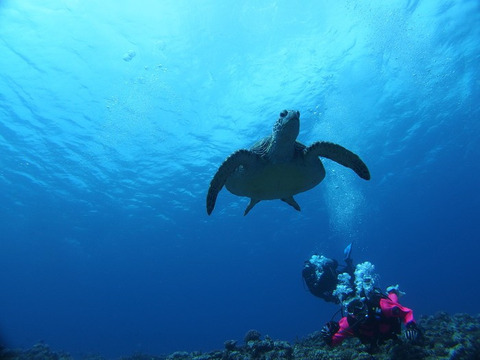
[405,322,421,342]
[320,321,339,346]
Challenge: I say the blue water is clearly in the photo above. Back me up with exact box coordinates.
[1,0,479,358]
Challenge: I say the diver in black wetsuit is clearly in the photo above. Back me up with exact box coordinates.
[302,244,354,303]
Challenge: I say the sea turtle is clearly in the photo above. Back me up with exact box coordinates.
[206,110,370,215]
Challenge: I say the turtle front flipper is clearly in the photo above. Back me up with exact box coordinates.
[305,141,370,180]
[206,149,260,215]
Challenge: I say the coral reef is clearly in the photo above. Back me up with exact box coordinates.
[0,342,72,360]
[1,312,479,360]
[244,330,262,343]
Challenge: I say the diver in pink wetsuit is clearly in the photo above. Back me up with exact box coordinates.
[303,244,421,351]
[322,288,420,349]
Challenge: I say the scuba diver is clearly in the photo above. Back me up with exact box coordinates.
[302,243,354,303]
[302,244,422,351]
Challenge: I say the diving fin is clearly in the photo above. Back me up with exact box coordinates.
[343,243,352,262]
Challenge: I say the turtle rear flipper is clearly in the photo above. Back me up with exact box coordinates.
[281,196,301,211]
[305,141,370,180]
[206,150,259,215]
[244,198,261,216]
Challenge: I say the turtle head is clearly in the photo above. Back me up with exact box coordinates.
[273,110,300,143]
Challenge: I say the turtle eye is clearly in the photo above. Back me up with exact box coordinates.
[280,110,288,118]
